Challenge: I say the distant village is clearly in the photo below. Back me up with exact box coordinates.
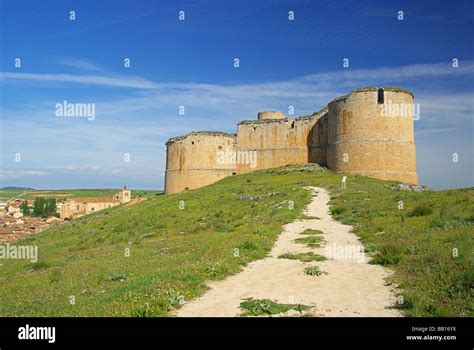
[0,187,131,243]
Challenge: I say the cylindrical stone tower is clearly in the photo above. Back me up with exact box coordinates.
[326,87,418,184]
[164,131,236,194]
[257,111,285,121]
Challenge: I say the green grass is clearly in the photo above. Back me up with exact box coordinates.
[294,236,325,248]
[300,229,324,235]
[0,164,472,317]
[370,245,403,266]
[0,169,314,316]
[298,214,320,220]
[305,266,328,276]
[278,252,327,262]
[408,203,433,217]
[240,298,311,316]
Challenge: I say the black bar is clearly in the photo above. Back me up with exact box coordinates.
[0,317,471,347]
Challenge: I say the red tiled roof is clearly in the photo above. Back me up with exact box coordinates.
[0,227,14,234]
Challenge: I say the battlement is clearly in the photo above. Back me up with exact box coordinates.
[166,131,236,145]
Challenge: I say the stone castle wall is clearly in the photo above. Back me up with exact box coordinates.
[164,131,236,194]
[164,87,418,194]
[308,108,329,165]
[236,115,314,174]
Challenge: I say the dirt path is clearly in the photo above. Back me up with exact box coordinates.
[124,197,146,206]
[176,187,401,317]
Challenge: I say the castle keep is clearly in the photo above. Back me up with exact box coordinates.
[164,87,418,194]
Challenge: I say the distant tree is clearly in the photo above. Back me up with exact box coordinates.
[46,198,57,216]
[52,198,57,214]
[32,197,40,216]
[31,197,60,217]
[20,200,30,215]
[33,197,45,217]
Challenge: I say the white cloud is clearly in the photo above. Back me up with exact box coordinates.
[0,169,49,179]
[2,60,473,92]
[416,93,474,128]
[303,61,474,86]
[0,72,160,89]
[2,61,472,126]
[57,58,101,71]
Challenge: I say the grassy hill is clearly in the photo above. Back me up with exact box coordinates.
[0,165,472,317]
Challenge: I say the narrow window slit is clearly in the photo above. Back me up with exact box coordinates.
[377,88,384,104]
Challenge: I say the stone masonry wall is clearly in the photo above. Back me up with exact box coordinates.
[165,132,236,194]
[236,113,318,174]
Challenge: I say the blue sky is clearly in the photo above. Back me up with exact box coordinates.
[0,0,473,190]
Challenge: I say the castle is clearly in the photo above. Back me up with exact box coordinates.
[164,87,418,194]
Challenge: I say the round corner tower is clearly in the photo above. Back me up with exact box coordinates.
[164,131,236,194]
[326,87,418,184]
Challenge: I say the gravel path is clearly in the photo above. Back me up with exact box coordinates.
[176,187,401,317]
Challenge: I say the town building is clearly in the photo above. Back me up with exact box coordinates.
[60,187,131,220]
